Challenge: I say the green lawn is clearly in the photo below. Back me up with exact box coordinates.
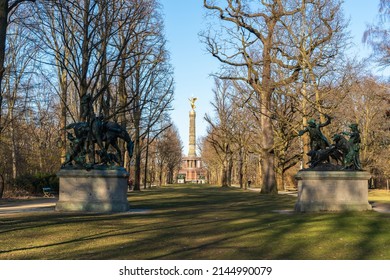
[0,185,390,260]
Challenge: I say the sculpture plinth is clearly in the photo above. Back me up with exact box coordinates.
[295,170,372,212]
[296,116,371,212]
[56,168,129,212]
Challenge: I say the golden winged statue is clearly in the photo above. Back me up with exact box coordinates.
[189,97,197,110]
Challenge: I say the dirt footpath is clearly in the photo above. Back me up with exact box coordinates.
[370,202,390,213]
[0,197,57,215]
[0,196,389,215]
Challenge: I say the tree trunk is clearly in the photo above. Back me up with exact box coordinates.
[276,169,285,191]
[301,80,310,169]
[170,168,174,184]
[0,0,6,75]
[60,70,67,164]
[132,57,142,191]
[0,173,4,198]
[243,152,248,190]
[9,107,17,180]
[239,150,244,189]
[260,149,277,194]
[158,162,163,187]
[80,0,90,116]
[221,157,229,187]
[133,124,141,191]
[143,129,150,189]
[118,56,129,169]
[227,155,233,187]
[259,82,277,193]
[0,0,8,138]
[258,25,277,194]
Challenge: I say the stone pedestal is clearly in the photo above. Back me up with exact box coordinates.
[56,168,129,212]
[295,171,372,212]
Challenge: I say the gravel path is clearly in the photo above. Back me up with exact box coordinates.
[0,197,57,215]
[0,196,389,215]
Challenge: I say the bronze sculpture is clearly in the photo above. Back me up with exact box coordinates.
[298,114,331,151]
[298,115,363,171]
[342,123,362,170]
[62,94,133,169]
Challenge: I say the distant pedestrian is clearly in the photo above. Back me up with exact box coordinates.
[128,179,133,191]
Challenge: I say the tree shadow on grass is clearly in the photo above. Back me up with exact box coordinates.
[0,186,389,259]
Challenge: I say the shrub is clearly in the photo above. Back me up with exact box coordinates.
[10,173,59,196]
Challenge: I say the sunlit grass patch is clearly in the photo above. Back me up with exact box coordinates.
[0,185,389,259]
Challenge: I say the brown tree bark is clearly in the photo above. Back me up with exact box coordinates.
[0,173,4,198]
[132,105,141,191]
[0,0,36,136]
[0,1,7,106]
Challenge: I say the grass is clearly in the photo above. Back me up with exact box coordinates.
[368,189,390,203]
[0,184,390,260]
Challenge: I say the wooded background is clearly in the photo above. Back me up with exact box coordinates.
[0,0,388,197]
[201,0,390,192]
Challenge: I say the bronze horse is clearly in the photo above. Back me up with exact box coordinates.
[306,134,348,168]
[64,118,133,167]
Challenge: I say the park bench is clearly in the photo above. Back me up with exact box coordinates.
[42,186,57,198]
[284,185,297,192]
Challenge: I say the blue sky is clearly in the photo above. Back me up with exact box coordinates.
[161,0,381,155]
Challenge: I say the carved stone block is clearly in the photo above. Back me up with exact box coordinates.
[56,168,129,212]
[295,171,372,212]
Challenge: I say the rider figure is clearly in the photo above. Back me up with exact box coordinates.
[80,93,93,121]
[298,114,332,151]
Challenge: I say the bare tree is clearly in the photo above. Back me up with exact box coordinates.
[30,0,148,168]
[155,124,182,186]
[202,0,304,193]
[33,0,142,119]
[333,74,390,179]
[0,0,36,142]
[272,84,302,189]
[0,2,36,197]
[230,101,257,189]
[205,79,236,187]
[363,0,390,68]
[199,135,220,185]
[3,22,38,179]
[126,0,174,191]
[203,0,346,193]
[0,12,38,197]
[204,77,259,188]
